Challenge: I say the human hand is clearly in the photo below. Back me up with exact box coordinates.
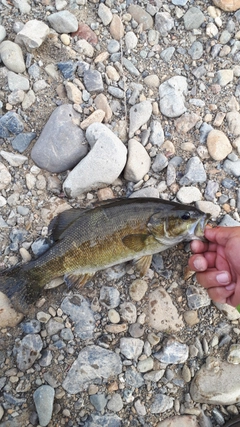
[188,226,240,308]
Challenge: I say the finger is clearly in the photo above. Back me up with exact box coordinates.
[195,270,232,289]
[188,254,208,272]
[207,284,235,305]
[226,283,240,308]
[205,226,240,246]
[190,240,209,253]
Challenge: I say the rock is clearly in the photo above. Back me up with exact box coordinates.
[157,415,199,427]
[0,111,24,136]
[129,101,152,137]
[8,71,29,91]
[65,81,82,103]
[83,69,104,93]
[11,132,36,153]
[129,279,148,301]
[226,111,240,135]
[151,394,174,413]
[155,12,174,36]
[109,15,124,40]
[72,23,98,45]
[125,31,138,50]
[45,318,64,336]
[227,344,240,364]
[62,345,122,394]
[160,46,175,62]
[183,7,205,30]
[213,0,240,12]
[190,356,240,404]
[197,202,221,220]
[94,94,112,123]
[0,41,25,73]
[175,113,201,133]
[148,287,184,332]
[99,286,120,309]
[76,39,94,58]
[61,295,95,340]
[223,158,240,177]
[149,120,164,146]
[107,393,123,412]
[180,157,207,185]
[120,302,137,324]
[124,138,151,182]
[31,104,87,173]
[128,5,153,30]
[207,129,232,160]
[152,153,168,173]
[120,337,144,359]
[98,3,112,26]
[159,76,188,118]
[154,339,189,364]
[14,334,43,371]
[177,187,202,203]
[63,123,127,198]
[143,74,160,89]
[33,385,55,427]
[15,20,50,50]
[47,11,78,33]
[215,69,234,86]
[0,151,27,167]
[214,302,240,320]
[0,25,6,43]
[80,110,105,130]
[0,163,11,190]
[84,414,121,427]
[0,292,24,328]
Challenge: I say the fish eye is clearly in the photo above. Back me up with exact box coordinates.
[181,212,191,220]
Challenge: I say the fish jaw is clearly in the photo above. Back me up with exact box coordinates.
[188,213,210,241]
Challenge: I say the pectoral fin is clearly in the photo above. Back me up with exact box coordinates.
[133,255,152,276]
[64,272,94,289]
[122,234,149,252]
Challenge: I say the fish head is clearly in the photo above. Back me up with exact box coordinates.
[147,205,210,246]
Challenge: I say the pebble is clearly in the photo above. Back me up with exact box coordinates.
[128,5,153,30]
[226,111,240,135]
[150,120,165,146]
[0,162,11,190]
[120,337,144,360]
[129,279,148,301]
[63,123,127,198]
[124,138,151,182]
[177,187,202,204]
[99,286,120,309]
[8,71,29,91]
[15,20,50,50]
[120,302,137,324]
[62,345,122,394]
[227,344,240,364]
[33,385,55,427]
[12,132,36,153]
[0,41,25,73]
[151,393,174,414]
[148,287,184,332]
[183,7,205,30]
[47,11,78,33]
[31,104,87,173]
[109,15,124,41]
[207,130,232,160]
[180,157,207,185]
[84,69,104,93]
[107,393,123,412]
[223,158,240,177]
[154,339,189,364]
[98,3,113,26]
[14,334,43,371]
[159,76,188,118]
[186,285,211,309]
[90,393,107,412]
[155,12,174,36]
[129,101,152,137]
[61,294,95,340]
[157,415,199,427]
[108,308,120,324]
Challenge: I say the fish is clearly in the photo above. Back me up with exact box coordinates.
[0,197,209,313]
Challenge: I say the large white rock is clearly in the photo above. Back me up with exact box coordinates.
[63,123,127,198]
[15,20,50,50]
[159,76,188,118]
[190,356,240,404]
[0,41,25,73]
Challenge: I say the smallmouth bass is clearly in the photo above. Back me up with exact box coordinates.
[0,198,209,313]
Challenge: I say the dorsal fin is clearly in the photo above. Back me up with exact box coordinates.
[48,208,85,241]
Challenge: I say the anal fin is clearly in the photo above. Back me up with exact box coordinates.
[64,273,94,289]
[133,255,152,276]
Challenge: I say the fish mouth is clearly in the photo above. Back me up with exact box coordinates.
[193,213,211,241]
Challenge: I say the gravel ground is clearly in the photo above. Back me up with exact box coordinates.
[1,0,240,426]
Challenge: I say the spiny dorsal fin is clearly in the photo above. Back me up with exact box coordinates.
[122,234,149,252]
[49,208,85,241]
[64,272,94,289]
[133,255,152,276]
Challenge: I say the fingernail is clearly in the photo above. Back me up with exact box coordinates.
[216,272,230,285]
[225,283,236,291]
[193,258,204,271]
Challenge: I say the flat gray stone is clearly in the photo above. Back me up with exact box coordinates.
[31,104,87,173]
[61,295,95,340]
[183,7,205,30]
[62,345,122,394]
[154,339,189,364]
[47,11,78,33]
[180,156,207,185]
[8,71,29,91]
[151,394,174,414]
[223,159,240,177]
[63,123,127,198]
[129,101,152,138]
[14,334,43,371]
[33,385,55,427]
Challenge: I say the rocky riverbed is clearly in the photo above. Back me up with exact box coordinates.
[1,0,240,426]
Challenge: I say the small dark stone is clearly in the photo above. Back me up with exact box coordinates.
[221,178,236,189]
[83,69,104,93]
[12,132,37,153]
[0,111,24,135]
[57,61,77,80]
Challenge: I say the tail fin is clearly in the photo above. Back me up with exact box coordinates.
[0,266,41,314]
